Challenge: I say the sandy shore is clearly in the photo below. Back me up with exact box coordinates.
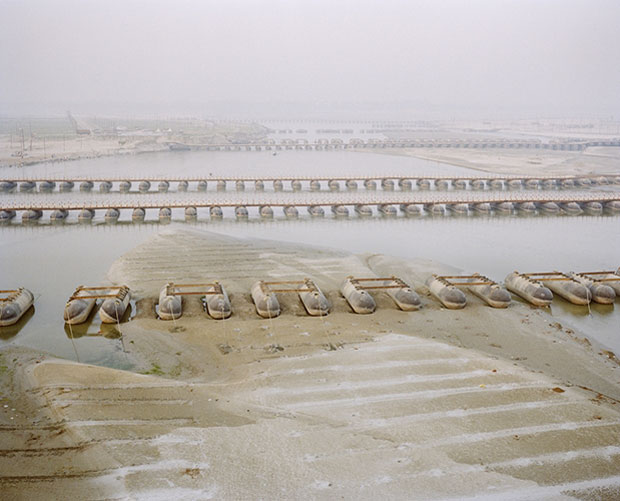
[0,133,173,168]
[2,228,620,499]
[0,119,267,168]
[364,146,620,177]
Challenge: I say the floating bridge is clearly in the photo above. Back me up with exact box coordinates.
[1,189,619,222]
[2,173,619,222]
[2,174,619,194]
[162,138,620,151]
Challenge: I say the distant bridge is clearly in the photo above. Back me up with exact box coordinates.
[166,138,620,152]
[4,174,619,182]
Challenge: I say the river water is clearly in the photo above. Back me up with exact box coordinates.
[1,149,619,368]
[1,148,476,179]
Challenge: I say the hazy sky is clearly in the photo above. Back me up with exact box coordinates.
[1,0,619,117]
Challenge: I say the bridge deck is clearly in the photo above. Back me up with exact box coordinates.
[2,190,618,211]
[3,174,619,183]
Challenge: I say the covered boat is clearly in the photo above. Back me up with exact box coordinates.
[0,288,34,326]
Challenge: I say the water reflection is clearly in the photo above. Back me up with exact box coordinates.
[0,208,618,227]
[550,298,614,318]
[589,303,616,317]
[64,321,123,340]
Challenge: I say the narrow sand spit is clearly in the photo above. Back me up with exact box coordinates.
[1,228,620,500]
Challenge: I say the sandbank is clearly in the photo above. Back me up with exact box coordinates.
[2,228,620,499]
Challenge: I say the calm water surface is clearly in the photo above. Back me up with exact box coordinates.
[3,149,476,179]
[1,150,619,367]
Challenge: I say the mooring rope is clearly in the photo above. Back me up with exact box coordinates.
[66,317,80,363]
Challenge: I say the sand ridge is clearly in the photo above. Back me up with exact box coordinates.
[2,228,620,499]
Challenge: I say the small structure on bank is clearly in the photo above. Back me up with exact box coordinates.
[341,276,421,314]
[568,271,619,304]
[518,272,592,305]
[251,279,329,318]
[64,285,130,325]
[428,274,511,309]
[158,282,231,320]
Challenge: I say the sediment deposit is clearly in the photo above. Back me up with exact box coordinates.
[2,229,620,499]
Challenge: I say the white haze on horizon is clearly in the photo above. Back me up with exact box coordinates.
[1,0,619,119]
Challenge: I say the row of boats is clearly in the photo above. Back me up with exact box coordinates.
[2,268,619,327]
[3,175,620,193]
[3,199,620,225]
[427,270,620,309]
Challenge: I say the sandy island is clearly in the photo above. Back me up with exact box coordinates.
[1,228,620,499]
[365,145,620,177]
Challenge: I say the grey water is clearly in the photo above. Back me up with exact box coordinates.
[2,149,478,180]
[1,150,619,368]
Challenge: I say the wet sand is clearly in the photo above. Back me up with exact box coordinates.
[2,228,620,499]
